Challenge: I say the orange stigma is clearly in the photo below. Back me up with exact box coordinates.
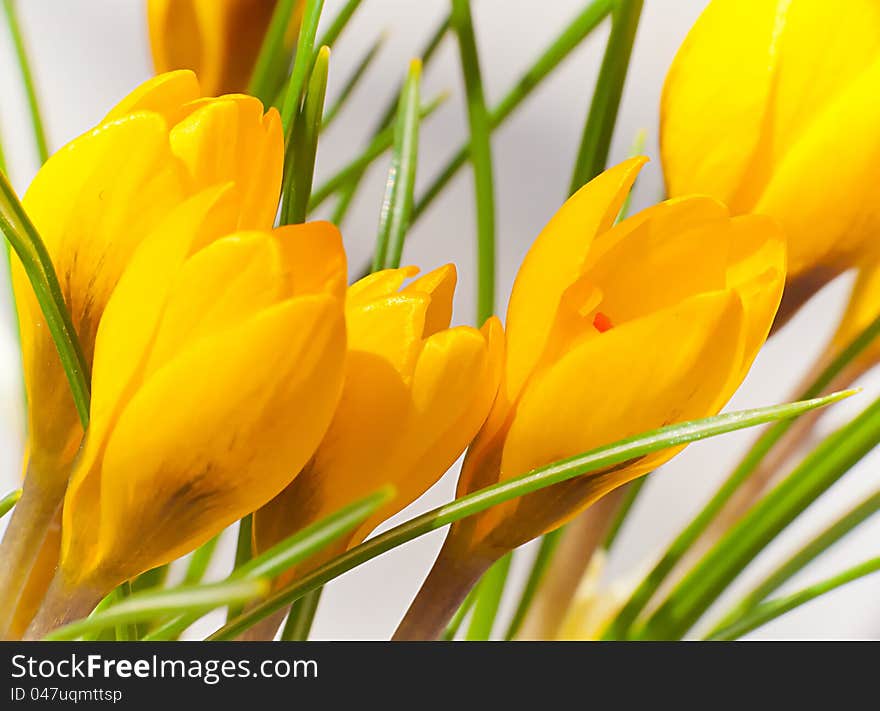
[593,311,614,333]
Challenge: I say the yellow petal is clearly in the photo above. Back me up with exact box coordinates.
[273,221,348,301]
[346,294,429,377]
[584,196,731,324]
[63,294,346,584]
[144,232,284,376]
[474,290,745,545]
[763,0,880,182]
[725,214,786,374]
[254,347,412,570]
[347,266,420,306]
[403,263,457,337]
[168,96,283,229]
[505,157,645,401]
[103,70,201,124]
[88,186,242,443]
[661,0,783,207]
[753,56,880,275]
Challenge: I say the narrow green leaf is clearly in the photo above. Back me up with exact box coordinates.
[568,0,643,193]
[185,533,222,586]
[310,94,447,211]
[247,0,301,105]
[706,557,880,641]
[46,579,269,641]
[635,392,880,640]
[708,489,880,636]
[0,171,90,426]
[373,60,422,272]
[0,488,21,519]
[143,488,393,641]
[227,516,254,623]
[451,0,495,323]
[281,588,323,641]
[131,565,169,594]
[351,0,614,280]
[322,32,387,130]
[280,45,330,225]
[3,0,48,164]
[113,582,137,641]
[330,14,450,228]
[208,391,852,641]
[280,0,325,136]
[604,311,880,640]
[466,552,511,640]
[233,516,253,573]
[503,527,564,640]
[316,0,365,49]
[442,585,479,641]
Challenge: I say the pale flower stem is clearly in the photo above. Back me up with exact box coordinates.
[393,547,494,641]
[238,609,286,641]
[515,489,624,640]
[0,475,62,639]
[23,570,104,640]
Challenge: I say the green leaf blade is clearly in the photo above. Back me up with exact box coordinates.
[707,557,880,641]
[373,59,422,272]
[207,390,852,641]
[0,488,21,519]
[46,579,270,641]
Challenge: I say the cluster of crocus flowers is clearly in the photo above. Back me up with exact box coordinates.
[26,194,348,638]
[0,70,282,637]
[147,0,304,96]
[661,0,880,324]
[394,158,786,640]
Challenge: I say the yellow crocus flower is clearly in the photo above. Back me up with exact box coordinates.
[147,0,304,96]
[254,264,503,580]
[395,158,786,639]
[25,196,347,638]
[0,70,282,637]
[661,0,880,296]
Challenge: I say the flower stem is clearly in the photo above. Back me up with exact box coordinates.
[23,570,104,640]
[0,475,63,639]
[513,488,623,640]
[393,547,494,641]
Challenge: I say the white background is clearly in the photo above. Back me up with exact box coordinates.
[1,0,878,640]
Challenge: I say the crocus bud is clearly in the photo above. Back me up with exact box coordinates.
[661,0,880,316]
[0,71,282,637]
[255,264,503,579]
[147,0,304,95]
[24,193,347,638]
[395,158,786,639]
